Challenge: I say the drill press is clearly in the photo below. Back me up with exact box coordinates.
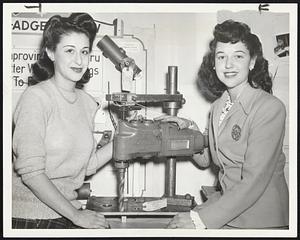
[86,35,207,214]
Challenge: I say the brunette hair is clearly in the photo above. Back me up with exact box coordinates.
[30,13,97,88]
[197,19,272,101]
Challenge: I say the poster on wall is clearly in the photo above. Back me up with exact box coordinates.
[11,48,39,90]
[11,48,103,91]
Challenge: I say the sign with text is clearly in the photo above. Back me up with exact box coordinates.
[12,17,101,34]
[11,48,104,91]
[12,18,48,34]
[11,48,39,89]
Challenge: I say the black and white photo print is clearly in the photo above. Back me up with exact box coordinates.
[3,2,297,238]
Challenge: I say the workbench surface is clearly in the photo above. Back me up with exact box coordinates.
[106,216,173,228]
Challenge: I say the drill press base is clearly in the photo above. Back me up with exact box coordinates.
[86,195,195,228]
[103,215,174,229]
[86,195,195,212]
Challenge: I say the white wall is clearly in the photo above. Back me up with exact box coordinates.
[88,13,218,203]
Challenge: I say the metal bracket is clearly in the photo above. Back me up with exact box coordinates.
[96,130,112,149]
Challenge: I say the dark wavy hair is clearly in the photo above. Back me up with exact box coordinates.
[30,13,97,89]
[197,19,272,101]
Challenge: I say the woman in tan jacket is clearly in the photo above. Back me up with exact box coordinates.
[156,19,289,229]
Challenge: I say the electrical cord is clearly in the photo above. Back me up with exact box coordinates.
[107,82,117,130]
[94,19,115,26]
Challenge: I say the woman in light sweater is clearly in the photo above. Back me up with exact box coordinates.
[12,13,112,229]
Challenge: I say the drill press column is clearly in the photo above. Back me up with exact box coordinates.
[163,66,182,197]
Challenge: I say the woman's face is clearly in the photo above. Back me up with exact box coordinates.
[48,32,90,83]
[214,41,256,91]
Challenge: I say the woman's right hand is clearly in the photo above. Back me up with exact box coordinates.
[166,212,195,229]
[72,209,110,229]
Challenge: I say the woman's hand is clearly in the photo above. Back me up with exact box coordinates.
[72,209,110,229]
[166,212,195,229]
[154,115,198,130]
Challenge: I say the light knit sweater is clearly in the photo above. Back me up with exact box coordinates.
[12,79,99,219]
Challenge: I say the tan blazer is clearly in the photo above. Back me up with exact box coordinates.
[197,84,289,229]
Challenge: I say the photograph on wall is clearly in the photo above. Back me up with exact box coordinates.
[274,33,290,57]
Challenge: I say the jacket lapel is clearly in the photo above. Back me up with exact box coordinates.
[217,84,255,135]
[212,91,229,137]
[209,84,260,168]
[218,103,240,134]
[210,92,226,165]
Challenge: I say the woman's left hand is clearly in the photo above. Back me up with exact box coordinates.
[154,115,193,130]
[166,212,195,229]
